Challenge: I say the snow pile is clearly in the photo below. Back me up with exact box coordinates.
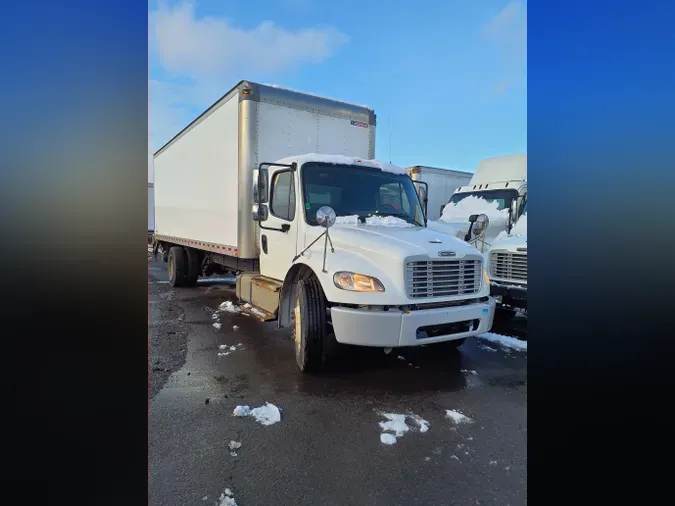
[439,196,509,229]
[365,215,415,227]
[378,412,430,444]
[228,441,241,450]
[217,488,237,506]
[218,343,243,357]
[478,332,527,351]
[232,402,282,426]
[333,214,415,228]
[219,301,241,313]
[494,213,527,242]
[213,322,222,330]
[335,215,359,226]
[445,410,473,424]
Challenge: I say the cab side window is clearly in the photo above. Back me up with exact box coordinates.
[270,171,296,221]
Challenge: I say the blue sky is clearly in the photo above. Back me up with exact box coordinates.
[149,0,526,180]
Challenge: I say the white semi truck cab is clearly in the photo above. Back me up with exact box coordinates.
[440,154,527,317]
[152,81,495,373]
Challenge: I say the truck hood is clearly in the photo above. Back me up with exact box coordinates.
[325,224,481,260]
[490,234,527,250]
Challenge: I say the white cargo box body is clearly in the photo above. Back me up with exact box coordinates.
[153,81,376,259]
[148,182,154,231]
[408,166,473,221]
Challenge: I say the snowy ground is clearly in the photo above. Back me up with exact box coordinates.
[149,257,526,506]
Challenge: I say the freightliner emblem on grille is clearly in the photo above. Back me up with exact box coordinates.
[438,251,456,257]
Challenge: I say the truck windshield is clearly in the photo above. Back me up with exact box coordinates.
[448,189,519,211]
[301,162,425,227]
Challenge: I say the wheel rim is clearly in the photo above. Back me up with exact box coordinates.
[294,297,301,355]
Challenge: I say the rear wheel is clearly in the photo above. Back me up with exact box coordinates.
[167,246,187,287]
[184,247,200,286]
[292,277,330,373]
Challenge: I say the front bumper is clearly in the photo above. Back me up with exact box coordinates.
[330,298,496,347]
[490,283,527,309]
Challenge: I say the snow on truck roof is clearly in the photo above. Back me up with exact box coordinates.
[469,153,527,186]
[274,154,406,175]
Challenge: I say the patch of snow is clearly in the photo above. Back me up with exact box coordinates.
[219,345,227,350]
[365,215,415,227]
[489,460,498,465]
[380,432,397,445]
[397,355,405,361]
[379,413,410,437]
[228,441,242,450]
[334,215,359,226]
[212,313,220,320]
[380,433,397,445]
[213,322,222,330]
[383,348,392,354]
[451,455,460,461]
[217,488,237,506]
[230,452,237,457]
[410,414,430,433]
[249,402,282,426]
[425,456,431,462]
[446,410,473,424]
[233,405,250,417]
[217,352,230,357]
[440,195,509,225]
[233,325,239,330]
[478,332,527,351]
[230,346,237,351]
[233,403,281,425]
[494,213,527,242]
[461,369,478,375]
[202,496,208,501]
[219,301,241,313]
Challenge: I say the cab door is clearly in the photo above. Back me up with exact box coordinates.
[258,167,299,282]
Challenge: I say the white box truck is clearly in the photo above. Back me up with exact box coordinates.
[407,166,473,221]
[152,80,495,372]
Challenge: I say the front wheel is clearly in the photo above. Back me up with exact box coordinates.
[292,277,331,373]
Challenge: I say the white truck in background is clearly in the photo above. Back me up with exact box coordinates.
[148,182,154,242]
[437,154,527,318]
[152,80,495,373]
[407,166,473,221]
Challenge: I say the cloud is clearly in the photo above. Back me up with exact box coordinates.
[151,1,348,78]
[484,1,527,94]
[149,1,349,150]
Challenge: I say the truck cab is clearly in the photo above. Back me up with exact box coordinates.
[248,154,496,371]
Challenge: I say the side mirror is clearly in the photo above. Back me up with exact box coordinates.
[316,206,336,228]
[253,167,269,204]
[252,204,268,222]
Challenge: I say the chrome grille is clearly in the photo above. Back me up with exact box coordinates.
[490,252,527,282]
[406,259,482,299]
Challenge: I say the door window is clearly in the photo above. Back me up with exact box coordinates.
[270,171,296,221]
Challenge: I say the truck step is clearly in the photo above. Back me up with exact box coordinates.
[236,272,283,320]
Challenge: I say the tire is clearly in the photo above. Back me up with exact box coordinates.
[292,277,330,373]
[184,247,200,287]
[167,246,187,287]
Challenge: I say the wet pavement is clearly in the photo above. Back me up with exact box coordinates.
[149,254,527,506]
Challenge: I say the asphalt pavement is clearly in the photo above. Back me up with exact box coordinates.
[149,252,527,506]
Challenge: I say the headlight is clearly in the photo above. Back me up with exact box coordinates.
[483,268,490,286]
[333,272,385,292]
